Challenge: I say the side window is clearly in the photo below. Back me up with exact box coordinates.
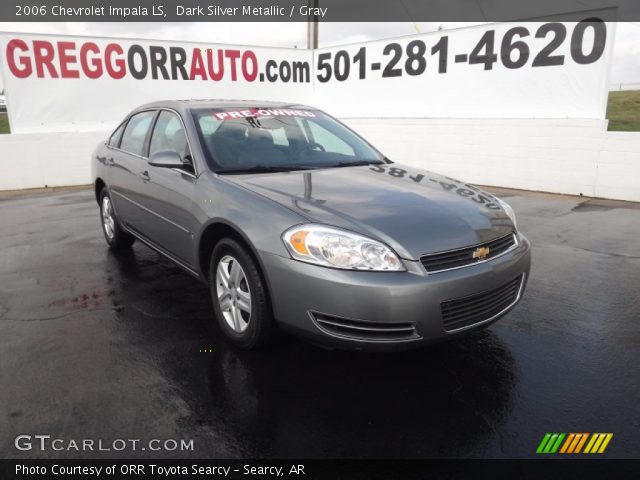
[108,122,126,148]
[149,111,191,161]
[120,111,156,157]
[308,121,355,156]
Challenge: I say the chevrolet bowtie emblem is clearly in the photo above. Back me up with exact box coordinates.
[472,246,490,259]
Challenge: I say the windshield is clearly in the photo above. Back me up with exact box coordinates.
[191,107,384,173]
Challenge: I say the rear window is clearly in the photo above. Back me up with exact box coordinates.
[191,107,383,171]
[108,122,126,148]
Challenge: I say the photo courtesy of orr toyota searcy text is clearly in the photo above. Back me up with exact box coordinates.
[15,464,300,477]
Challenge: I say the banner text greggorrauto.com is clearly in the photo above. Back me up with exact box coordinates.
[5,39,311,83]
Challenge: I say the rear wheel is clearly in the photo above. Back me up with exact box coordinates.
[99,189,135,249]
[209,238,274,349]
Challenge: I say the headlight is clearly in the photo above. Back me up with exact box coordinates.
[282,224,405,271]
[497,198,517,229]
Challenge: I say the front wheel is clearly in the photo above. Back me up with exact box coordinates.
[99,189,135,249]
[209,238,274,349]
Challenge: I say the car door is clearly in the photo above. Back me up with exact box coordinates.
[107,110,157,232]
[135,109,199,268]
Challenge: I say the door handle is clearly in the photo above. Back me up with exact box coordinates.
[140,170,150,182]
[96,155,113,165]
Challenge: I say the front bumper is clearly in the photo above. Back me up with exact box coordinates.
[261,233,531,351]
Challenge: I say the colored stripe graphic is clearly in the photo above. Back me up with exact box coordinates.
[592,434,606,452]
[567,433,583,453]
[544,434,559,453]
[539,433,613,454]
[574,433,589,453]
[560,433,575,453]
[598,434,613,453]
[550,433,565,453]
[536,433,552,453]
[584,433,599,453]
[536,433,565,453]
[584,433,614,454]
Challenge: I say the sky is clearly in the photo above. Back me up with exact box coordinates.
[0,21,638,89]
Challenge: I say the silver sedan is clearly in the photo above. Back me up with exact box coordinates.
[92,100,531,350]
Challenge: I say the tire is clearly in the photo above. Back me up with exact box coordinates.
[99,188,135,249]
[209,237,274,349]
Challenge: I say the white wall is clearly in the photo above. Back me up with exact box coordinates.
[595,132,640,201]
[609,82,640,91]
[0,131,106,190]
[344,118,640,203]
[0,119,638,203]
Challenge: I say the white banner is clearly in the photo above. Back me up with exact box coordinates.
[0,18,614,134]
[0,34,313,133]
[313,20,614,119]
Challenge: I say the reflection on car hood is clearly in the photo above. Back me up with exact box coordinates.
[226,163,515,260]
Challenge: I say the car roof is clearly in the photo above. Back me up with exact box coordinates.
[132,99,315,115]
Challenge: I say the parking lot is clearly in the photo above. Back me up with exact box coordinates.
[0,186,638,458]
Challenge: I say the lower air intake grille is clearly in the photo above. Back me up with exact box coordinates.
[441,275,523,332]
[312,313,419,342]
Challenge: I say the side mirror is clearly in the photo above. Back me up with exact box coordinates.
[148,150,185,168]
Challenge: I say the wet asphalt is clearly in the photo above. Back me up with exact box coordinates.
[0,187,638,459]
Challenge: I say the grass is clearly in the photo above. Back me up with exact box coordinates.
[606,90,640,131]
[0,113,9,134]
[0,91,636,134]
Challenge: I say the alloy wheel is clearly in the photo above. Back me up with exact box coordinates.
[101,196,115,240]
[216,255,252,333]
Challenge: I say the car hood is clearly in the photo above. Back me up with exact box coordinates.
[225,164,515,260]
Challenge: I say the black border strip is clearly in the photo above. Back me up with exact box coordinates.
[2,459,640,480]
[0,0,633,22]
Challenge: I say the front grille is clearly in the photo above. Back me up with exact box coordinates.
[420,233,517,273]
[441,275,523,332]
[312,312,419,342]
